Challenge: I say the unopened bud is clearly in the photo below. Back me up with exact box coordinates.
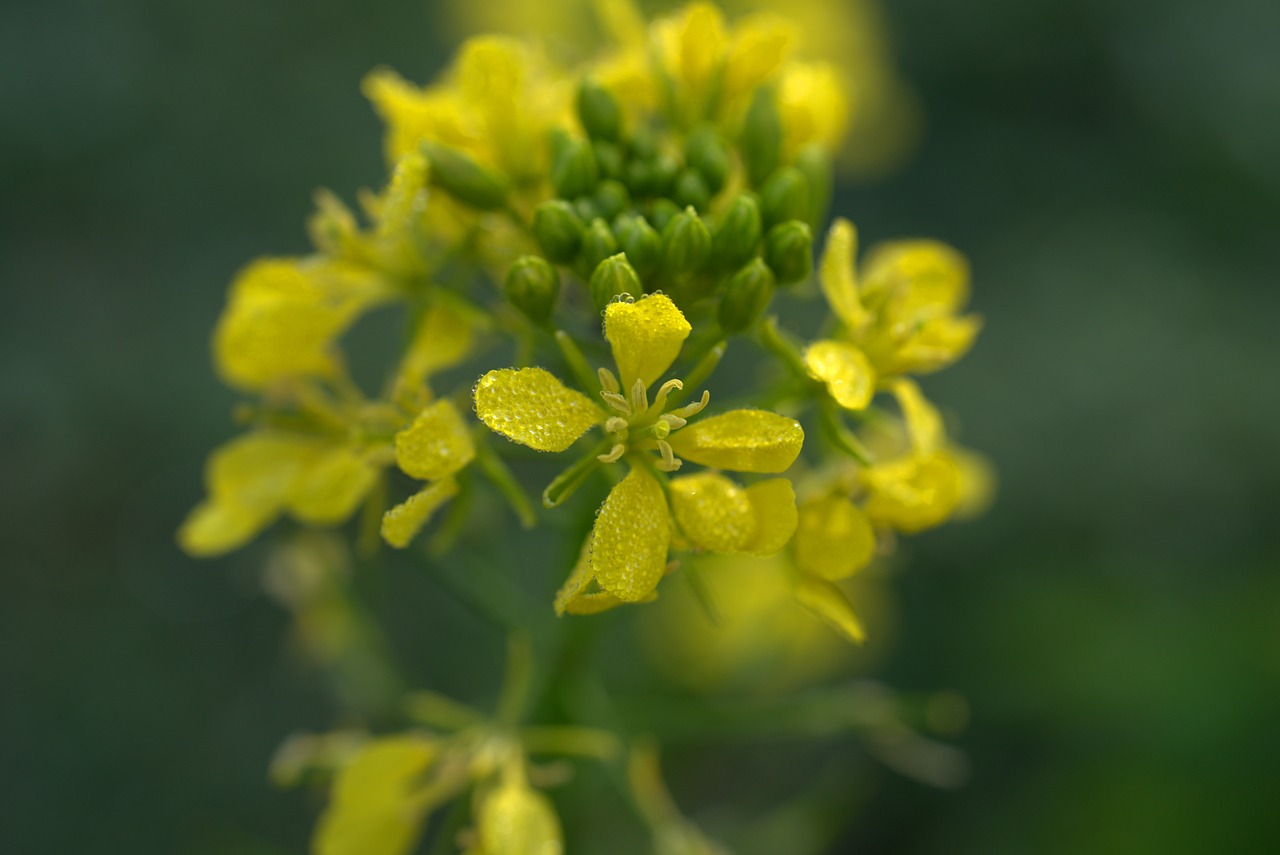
[794,143,833,227]
[718,258,776,333]
[647,198,681,233]
[593,140,625,181]
[590,253,642,310]
[421,142,509,211]
[661,207,712,277]
[686,127,731,194]
[759,166,811,229]
[763,220,814,285]
[740,87,783,187]
[594,179,631,222]
[577,78,623,142]
[504,255,560,324]
[532,200,584,264]
[711,194,763,268]
[579,217,619,273]
[613,215,663,280]
[673,168,711,212]
[551,137,599,199]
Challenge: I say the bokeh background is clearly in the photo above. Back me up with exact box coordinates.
[4,0,1279,852]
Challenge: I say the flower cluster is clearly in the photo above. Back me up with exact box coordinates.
[181,1,990,851]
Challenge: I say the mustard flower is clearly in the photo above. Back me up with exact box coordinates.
[473,293,804,612]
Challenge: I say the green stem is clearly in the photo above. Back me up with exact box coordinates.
[473,435,538,528]
[554,330,603,397]
[496,633,535,727]
[819,400,874,466]
[542,437,613,508]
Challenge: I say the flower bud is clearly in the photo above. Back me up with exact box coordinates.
[504,255,560,324]
[613,214,663,280]
[711,193,762,269]
[718,258,776,333]
[759,166,811,229]
[579,217,619,273]
[590,253,642,311]
[577,78,623,142]
[573,196,600,223]
[794,143,833,228]
[740,87,783,187]
[685,127,731,194]
[648,152,680,198]
[661,206,712,277]
[551,137,599,199]
[420,142,509,211]
[763,220,814,285]
[593,140,625,181]
[647,198,681,233]
[532,200,584,264]
[673,168,711,212]
[594,179,631,222]
[629,128,658,161]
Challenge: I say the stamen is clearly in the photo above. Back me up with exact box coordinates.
[670,389,710,419]
[655,440,682,471]
[597,367,621,394]
[630,378,649,415]
[597,443,627,463]
[604,416,629,434]
[651,378,684,412]
[600,391,632,416]
[659,413,687,431]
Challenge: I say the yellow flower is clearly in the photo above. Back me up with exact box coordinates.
[213,257,393,393]
[806,218,982,411]
[380,399,476,549]
[474,294,804,611]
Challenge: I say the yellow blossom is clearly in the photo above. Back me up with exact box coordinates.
[380,399,476,548]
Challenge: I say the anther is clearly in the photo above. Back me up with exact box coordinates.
[670,389,710,419]
[655,440,682,471]
[597,367,621,394]
[630,378,649,415]
[597,443,627,463]
[659,413,687,431]
[604,416,629,434]
[652,378,684,411]
[600,391,632,416]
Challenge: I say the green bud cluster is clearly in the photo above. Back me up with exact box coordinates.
[509,78,823,330]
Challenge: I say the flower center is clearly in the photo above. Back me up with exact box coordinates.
[594,367,709,472]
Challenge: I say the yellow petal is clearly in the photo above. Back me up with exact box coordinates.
[778,62,851,155]
[743,478,798,556]
[590,468,670,602]
[804,339,875,411]
[362,67,472,165]
[952,446,997,521]
[861,239,970,316]
[555,536,652,615]
[862,452,960,534]
[604,294,692,391]
[667,2,726,92]
[314,735,438,855]
[476,777,564,855]
[794,576,866,645]
[380,479,459,549]
[667,410,804,474]
[669,472,756,554]
[818,219,868,331]
[792,495,875,581]
[177,500,274,558]
[891,379,943,458]
[289,446,381,525]
[723,13,796,102]
[888,314,983,376]
[474,367,602,452]
[395,400,476,481]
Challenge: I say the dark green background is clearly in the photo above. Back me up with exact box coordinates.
[4,1,1278,852]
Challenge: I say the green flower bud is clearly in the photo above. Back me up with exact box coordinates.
[763,220,814,285]
[629,128,658,161]
[759,166,811,229]
[573,196,601,224]
[647,198,681,233]
[579,217,619,273]
[593,140,625,181]
[420,142,509,211]
[551,137,599,199]
[717,258,776,334]
[711,193,763,269]
[504,255,560,324]
[532,200,584,264]
[686,127,731,194]
[577,78,623,142]
[648,153,680,198]
[613,214,663,280]
[673,168,711,212]
[661,206,712,277]
[594,179,631,222]
[590,253,642,311]
[794,143,833,228]
[740,87,783,187]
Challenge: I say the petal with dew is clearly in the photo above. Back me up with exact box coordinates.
[395,399,476,481]
[289,446,382,525]
[474,367,602,452]
[603,294,692,390]
[590,468,670,602]
[669,472,757,554]
[793,494,875,580]
[861,239,969,316]
[380,478,459,549]
[804,339,875,411]
[667,409,803,474]
[794,576,866,645]
[476,776,564,855]
[743,478,798,556]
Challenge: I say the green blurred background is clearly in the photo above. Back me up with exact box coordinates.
[4,0,1279,852]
